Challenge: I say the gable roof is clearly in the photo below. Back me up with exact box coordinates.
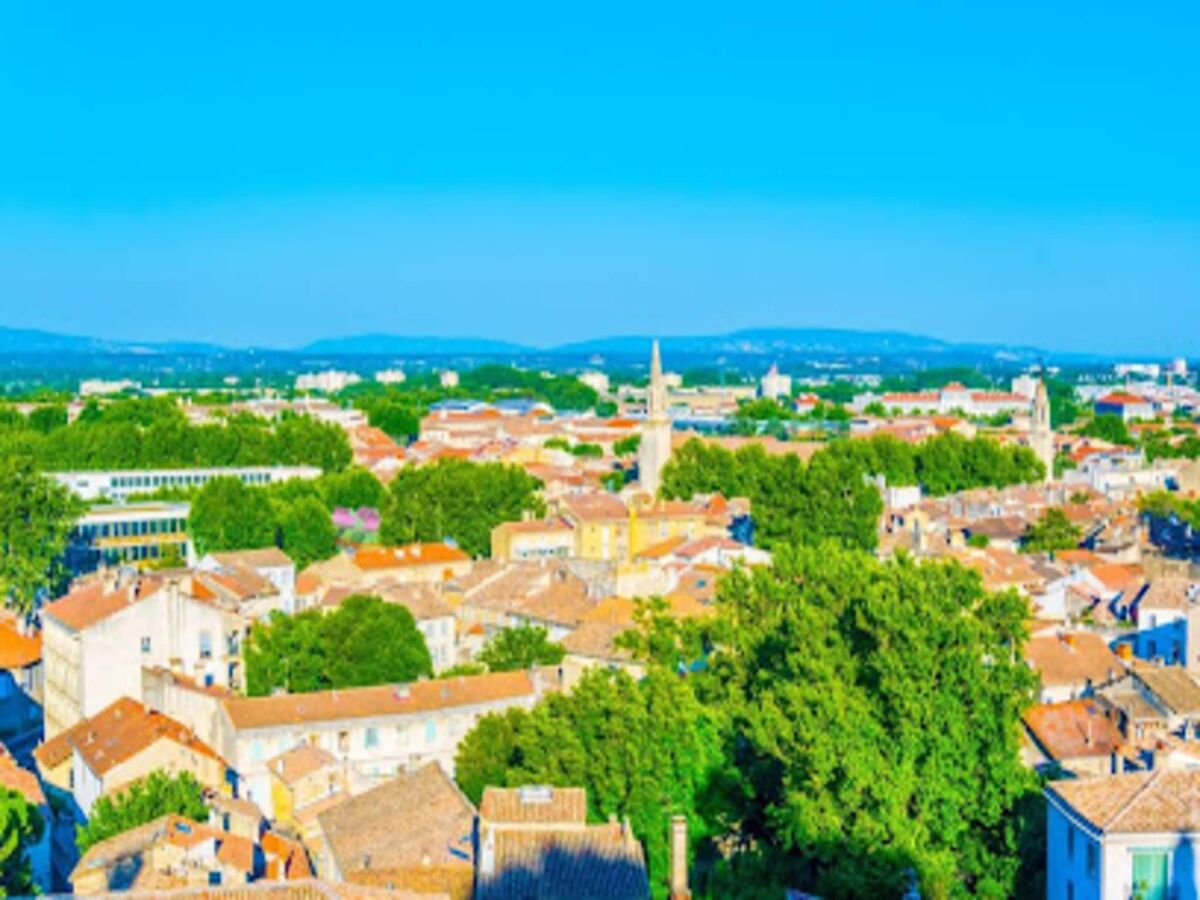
[480,787,587,825]
[353,543,470,572]
[1132,664,1200,716]
[42,576,164,633]
[1022,700,1123,761]
[0,741,45,806]
[267,744,338,785]
[223,671,536,731]
[1049,769,1200,835]
[1024,632,1122,689]
[318,763,475,877]
[0,614,41,669]
[36,697,224,776]
[208,548,295,570]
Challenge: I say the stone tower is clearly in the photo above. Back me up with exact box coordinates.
[638,339,673,497]
[1031,379,1054,483]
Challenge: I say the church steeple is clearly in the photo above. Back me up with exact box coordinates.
[639,338,673,497]
[1032,379,1054,483]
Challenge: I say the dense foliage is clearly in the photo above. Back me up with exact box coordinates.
[1080,413,1133,446]
[457,545,1042,899]
[477,624,565,672]
[661,433,1043,552]
[660,440,883,551]
[1021,508,1083,553]
[0,397,351,472]
[0,456,81,614]
[0,787,43,896]
[455,668,723,898]
[245,594,432,696]
[380,458,544,557]
[76,771,206,853]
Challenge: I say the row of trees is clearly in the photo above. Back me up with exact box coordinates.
[0,398,352,472]
[456,544,1043,898]
[244,594,432,696]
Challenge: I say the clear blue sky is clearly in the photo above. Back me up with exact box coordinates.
[0,2,1196,355]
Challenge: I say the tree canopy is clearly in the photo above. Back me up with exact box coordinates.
[1080,413,1133,446]
[76,771,206,854]
[245,594,432,696]
[0,456,81,615]
[0,787,43,896]
[477,624,565,672]
[189,477,278,556]
[380,458,544,557]
[457,544,1042,899]
[1021,508,1083,553]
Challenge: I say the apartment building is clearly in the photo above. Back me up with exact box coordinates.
[66,502,191,574]
[53,464,321,503]
[41,574,248,738]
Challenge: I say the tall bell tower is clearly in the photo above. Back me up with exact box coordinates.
[638,339,673,497]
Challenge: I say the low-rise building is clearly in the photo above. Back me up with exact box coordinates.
[66,502,192,574]
[54,465,321,503]
[1022,699,1125,778]
[1025,632,1124,704]
[215,670,543,816]
[1046,768,1200,900]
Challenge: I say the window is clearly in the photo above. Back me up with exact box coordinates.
[199,631,212,659]
[1131,850,1169,900]
[364,727,379,749]
[1067,825,1075,859]
[425,719,437,744]
[1065,880,1073,900]
[140,636,152,654]
[251,740,264,762]
[1086,842,1097,877]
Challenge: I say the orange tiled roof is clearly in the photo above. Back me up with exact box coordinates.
[0,742,45,806]
[1023,699,1123,761]
[0,615,41,669]
[353,543,470,571]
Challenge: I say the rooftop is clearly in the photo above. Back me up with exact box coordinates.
[1049,768,1200,835]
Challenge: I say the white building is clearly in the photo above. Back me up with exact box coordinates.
[295,370,362,393]
[211,671,544,815]
[375,369,407,385]
[53,464,321,503]
[79,379,141,397]
[759,364,792,401]
[197,547,298,616]
[40,573,246,738]
[68,501,193,573]
[578,371,610,395]
[853,382,1033,418]
[1114,363,1162,380]
[439,370,460,389]
[1046,768,1200,900]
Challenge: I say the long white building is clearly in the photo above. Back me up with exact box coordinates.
[52,464,321,502]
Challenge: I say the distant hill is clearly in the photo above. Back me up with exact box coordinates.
[0,326,118,354]
[551,328,957,358]
[300,334,532,356]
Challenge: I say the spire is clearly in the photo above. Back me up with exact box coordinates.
[650,339,662,382]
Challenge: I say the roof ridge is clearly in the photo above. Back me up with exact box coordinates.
[1104,768,1167,830]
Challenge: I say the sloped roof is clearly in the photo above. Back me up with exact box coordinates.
[1049,769,1200,834]
[480,787,587,825]
[0,614,41,669]
[0,741,45,806]
[1025,632,1122,689]
[318,763,475,877]
[1022,700,1123,760]
[267,743,338,785]
[208,548,295,569]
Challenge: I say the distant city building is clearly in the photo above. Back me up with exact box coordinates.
[1172,358,1190,379]
[1031,380,1054,483]
[439,369,460,389]
[67,502,192,574]
[1114,362,1161,380]
[295,370,362,393]
[638,340,673,497]
[1011,374,1039,401]
[1093,392,1156,423]
[853,382,1033,418]
[578,370,610,395]
[758,364,792,401]
[53,464,321,503]
[79,378,140,397]
[375,368,407,385]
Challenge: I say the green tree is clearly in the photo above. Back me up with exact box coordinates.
[705,545,1039,898]
[1081,413,1133,446]
[478,624,565,672]
[0,456,81,615]
[189,477,277,556]
[1022,508,1082,553]
[26,404,67,434]
[245,595,432,695]
[278,496,338,570]
[76,771,206,854]
[455,667,723,899]
[380,458,544,557]
[0,787,43,896]
[319,467,385,510]
[613,435,641,456]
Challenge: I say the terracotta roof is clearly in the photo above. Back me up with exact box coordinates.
[480,786,587,825]
[1024,632,1123,689]
[57,697,225,778]
[633,535,687,560]
[318,763,475,877]
[267,743,338,785]
[42,576,165,632]
[72,879,441,899]
[208,548,295,569]
[1089,562,1144,595]
[353,543,470,571]
[1023,700,1123,761]
[1138,578,1196,612]
[559,621,634,662]
[1049,768,1200,834]
[223,671,536,730]
[1096,392,1149,406]
[0,615,41,669]
[477,820,649,900]
[1132,664,1200,716]
[561,494,628,522]
[0,741,45,806]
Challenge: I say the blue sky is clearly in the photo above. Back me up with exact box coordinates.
[0,2,1196,354]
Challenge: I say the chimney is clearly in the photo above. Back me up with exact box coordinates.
[669,815,690,900]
